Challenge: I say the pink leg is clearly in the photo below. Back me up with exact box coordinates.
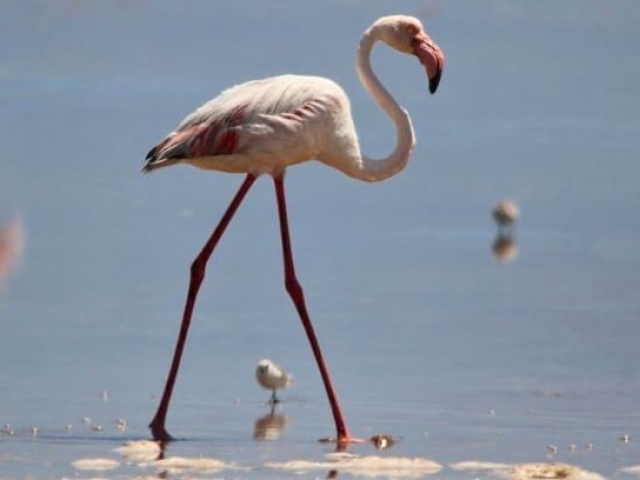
[149,174,257,441]
[273,177,359,445]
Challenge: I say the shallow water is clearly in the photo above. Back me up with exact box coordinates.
[2,0,640,478]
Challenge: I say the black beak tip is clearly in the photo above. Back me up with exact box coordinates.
[429,69,442,94]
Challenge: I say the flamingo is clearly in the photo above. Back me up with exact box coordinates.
[143,14,445,445]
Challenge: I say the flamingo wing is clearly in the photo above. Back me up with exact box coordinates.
[145,104,246,163]
[143,75,339,174]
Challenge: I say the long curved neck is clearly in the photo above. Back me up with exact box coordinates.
[352,29,416,182]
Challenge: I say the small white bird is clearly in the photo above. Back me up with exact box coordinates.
[492,199,520,232]
[255,359,293,404]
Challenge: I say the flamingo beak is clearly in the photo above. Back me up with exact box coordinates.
[429,66,443,95]
[413,32,445,94]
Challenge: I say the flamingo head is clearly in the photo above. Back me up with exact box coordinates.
[370,15,445,94]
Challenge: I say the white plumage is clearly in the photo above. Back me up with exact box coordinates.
[256,359,293,404]
[492,200,520,230]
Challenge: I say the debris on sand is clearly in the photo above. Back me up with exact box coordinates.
[72,458,120,471]
[267,453,442,478]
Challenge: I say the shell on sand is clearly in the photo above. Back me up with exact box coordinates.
[114,440,161,463]
[450,461,605,480]
[267,454,442,478]
[114,439,161,453]
[71,458,120,471]
[152,456,237,473]
[508,463,604,480]
[450,461,511,471]
[620,465,640,474]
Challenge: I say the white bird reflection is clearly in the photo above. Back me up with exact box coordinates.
[492,233,518,263]
[253,404,289,441]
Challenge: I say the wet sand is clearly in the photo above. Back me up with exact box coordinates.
[1,391,639,479]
